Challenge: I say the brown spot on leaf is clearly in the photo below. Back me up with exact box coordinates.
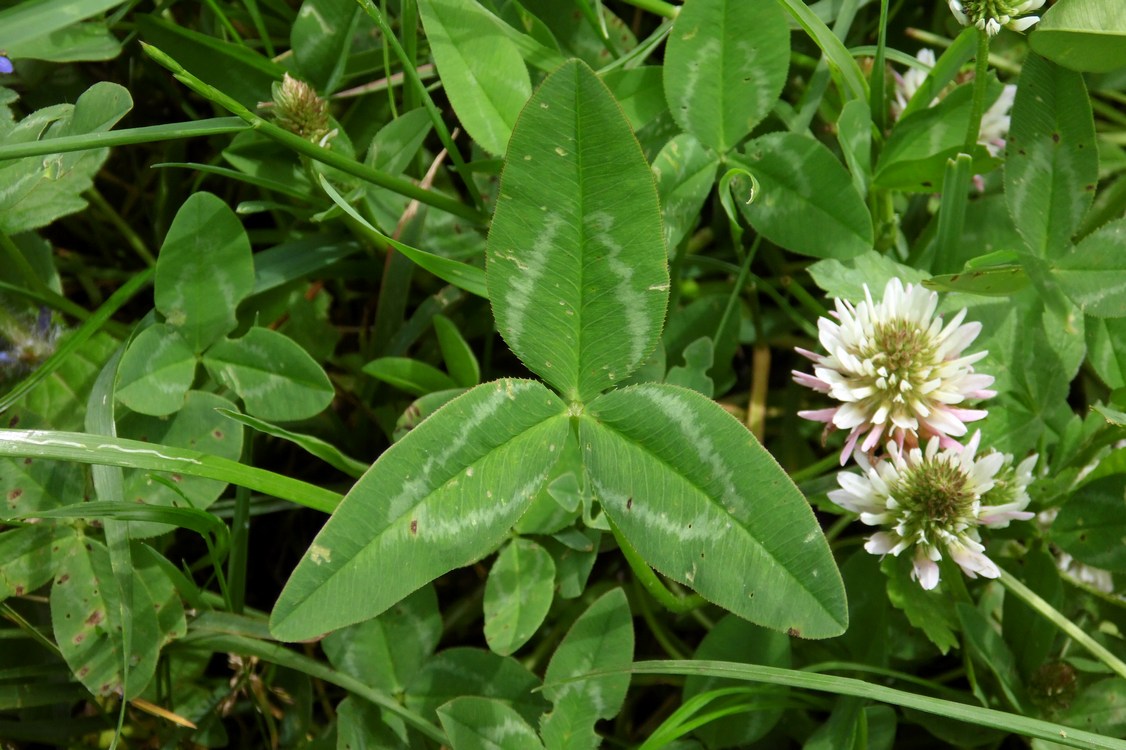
[1051,132,1060,143]
[213,429,223,439]
[73,633,85,645]
[8,488,22,501]
[78,666,90,678]
[14,585,24,595]
[85,610,104,626]
[8,415,19,427]
[410,519,418,535]
[626,497,633,511]
[57,574,69,585]
[787,627,801,638]
[171,474,182,483]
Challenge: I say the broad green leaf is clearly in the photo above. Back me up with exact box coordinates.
[665,336,714,397]
[292,0,363,93]
[438,697,545,750]
[874,83,998,193]
[487,60,668,402]
[0,0,125,51]
[581,384,848,638]
[837,98,872,197]
[118,391,244,538]
[924,266,1030,297]
[203,327,334,421]
[50,533,162,700]
[134,544,187,646]
[956,603,1026,713]
[434,315,481,388]
[1051,475,1126,572]
[406,647,549,726]
[115,324,197,417]
[323,585,442,695]
[602,67,666,132]
[663,0,789,153]
[155,192,255,353]
[1002,551,1063,680]
[544,530,599,599]
[1086,318,1126,388]
[734,132,872,260]
[1004,53,1097,259]
[1031,0,1126,73]
[417,0,532,157]
[366,107,434,176]
[393,388,468,442]
[807,251,928,304]
[683,615,791,746]
[364,356,460,396]
[882,555,957,654]
[484,538,556,656]
[0,408,86,515]
[0,82,131,234]
[542,588,633,745]
[652,133,719,252]
[4,22,121,63]
[270,379,569,641]
[1053,217,1126,318]
[1055,678,1126,739]
[218,408,368,478]
[336,696,410,749]
[0,524,76,600]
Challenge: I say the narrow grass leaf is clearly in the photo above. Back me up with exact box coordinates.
[218,408,368,479]
[487,60,668,402]
[581,384,848,638]
[0,429,340,512]
[270,379,569,641]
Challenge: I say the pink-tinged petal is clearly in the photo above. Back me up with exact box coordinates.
[841,426,866,462]
[860,422,886,453]
[794,347,823,363]
[798,408,838,423]
[793,370,831,392]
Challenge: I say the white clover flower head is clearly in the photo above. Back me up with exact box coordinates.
[948,0,1045,36]
[979,84,1016,157]
[978,452,1036,526]
[829,432,1018,589]
[891,48,937,122]
[793,278,996,464]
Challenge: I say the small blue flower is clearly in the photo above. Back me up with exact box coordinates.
[0,55,12,75]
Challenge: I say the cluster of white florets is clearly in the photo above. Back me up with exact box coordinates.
[794,279,1035,589]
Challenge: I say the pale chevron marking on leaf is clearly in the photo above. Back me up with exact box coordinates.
[585,211,649,372]
[643,386,739,510]
[592,477,729,545]
[500,214,564,353]
[385,379,540,521]
[414,473,548,542]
